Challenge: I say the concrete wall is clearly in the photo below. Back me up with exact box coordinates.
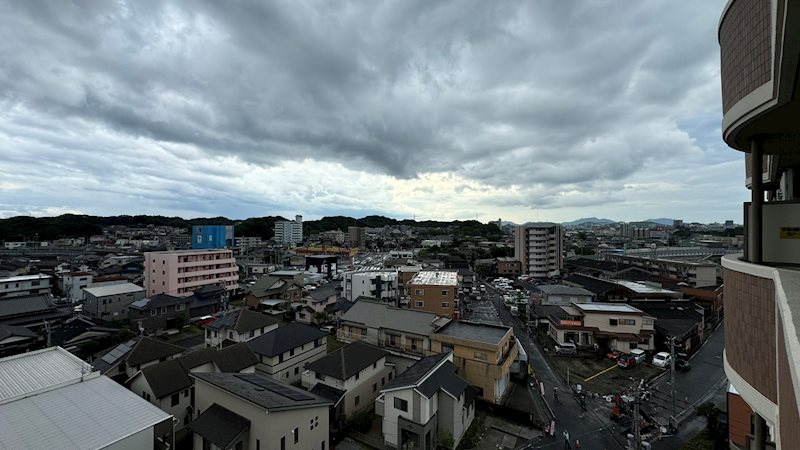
[85,289,145,320]
[409,285,458,318]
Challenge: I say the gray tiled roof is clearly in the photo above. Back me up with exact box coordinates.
[126,337,184,366]
[246,322,327,357]
[189,403,250,449]
[417,361,468,399]
[192,373,331,410]
[309,383,345,404]
[305,341,387,381]
[340,300,447,336]
[382,352,449,391]
[139,358,193,399]
[205,309,280,333]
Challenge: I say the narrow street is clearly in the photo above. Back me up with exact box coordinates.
[477,280,625,449]
[471,278,727,450]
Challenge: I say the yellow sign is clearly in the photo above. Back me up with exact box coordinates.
[780,227,800,240]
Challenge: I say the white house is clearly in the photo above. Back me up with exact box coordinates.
[247,322,328,384]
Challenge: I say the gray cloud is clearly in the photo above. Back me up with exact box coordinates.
[0,0,741,221]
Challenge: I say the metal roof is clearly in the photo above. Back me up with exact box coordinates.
[0,347,93,405]
[0,274,51,283]
[433,321,511,345]
[0,375,171,449]
[83,282,144,297]
[574,303,644,314]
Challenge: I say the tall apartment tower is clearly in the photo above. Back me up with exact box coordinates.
[619,222,633,238]
[273,215,303,245]
[717,1,800,448]
[347,226,366,248]
[513,223,563,279]
[144,249,239,297]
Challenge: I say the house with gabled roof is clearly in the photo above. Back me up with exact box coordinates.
[203,308,281,348]
[302,341,394,422]
[376,351,476,450]
[189,373,331,450]
[92,335,185,379]
[246,322,328,383]
[126,342,259,432]
[245,275,304,309]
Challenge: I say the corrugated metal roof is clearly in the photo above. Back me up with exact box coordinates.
[0,347,93,405]
[82,282,144,297]
[0,375,171,449]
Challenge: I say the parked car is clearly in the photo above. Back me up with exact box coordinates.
[319,325,335,334]
[676,359,691,372]
[617,354,637,369]
[555,343,577,356]
[629,348,647,364]
[606,350,623,360]
[652,352,672,368]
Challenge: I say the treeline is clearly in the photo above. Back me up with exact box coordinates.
[0,214,503,242]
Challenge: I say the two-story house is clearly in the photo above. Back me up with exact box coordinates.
[302,341,394,423]
[92,336,185,380]
[247,322,328,383]
[128,294,193,333]
[245,275,304,309]
[204,308,281,348]
[127,343,259,431]
[295,282,339,324]
[430,321,517,404]
[376,351,476,450]
[545,303,656,351]
[337,299,451,372]
[189,373,331,450]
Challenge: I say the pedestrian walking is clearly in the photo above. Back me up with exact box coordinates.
[563,430,571,449]
[553,386,560,403]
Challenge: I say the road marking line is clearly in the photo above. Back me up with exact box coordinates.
[584,364,618,382]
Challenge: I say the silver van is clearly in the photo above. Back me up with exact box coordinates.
[555,342,577,356]
[629,348,647,364]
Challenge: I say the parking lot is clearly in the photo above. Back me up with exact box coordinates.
[548,353,665,395]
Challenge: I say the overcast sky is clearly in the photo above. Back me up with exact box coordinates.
[0,0,744,224]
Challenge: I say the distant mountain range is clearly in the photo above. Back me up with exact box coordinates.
[560,217,617,226]
[559,217,676,227]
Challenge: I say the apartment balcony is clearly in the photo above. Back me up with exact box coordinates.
[337,330,367,343]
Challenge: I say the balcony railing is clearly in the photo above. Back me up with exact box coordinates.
[337,330,367,342]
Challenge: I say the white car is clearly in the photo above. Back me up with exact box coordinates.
[652,352,672,368]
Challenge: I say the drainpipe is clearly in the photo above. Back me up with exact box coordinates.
[750,139,763,264]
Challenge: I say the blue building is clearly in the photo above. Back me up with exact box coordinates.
[192,225,234,249]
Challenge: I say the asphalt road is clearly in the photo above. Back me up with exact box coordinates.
[472,278,727,450]
[475,280,625,450]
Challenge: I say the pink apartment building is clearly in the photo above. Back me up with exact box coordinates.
[144,249,239,297]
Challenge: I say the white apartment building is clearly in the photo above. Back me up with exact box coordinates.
[0,274,51,299]
[274,215,304,245]
[144,249,239,297]
[60,272,93,302]
[342,267,399,301]
[514,223,564,278]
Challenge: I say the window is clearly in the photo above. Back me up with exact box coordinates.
[229,331,235,340]
[355,372,360,380]
[415,301,424,307]
[394,397,408,412]
[184,414,190,425]
[151,309,157,316]
[256,440,260,450]
[285,371,290,378]
[415,289,423,296]
[183,389,189,398]
[176,303,185,311]
[381,377,385,386]
[355,395,360,406]
[372,383,377,392]
[249,330,255,338]
[620,319,636,326]
[295,367,299,375]
[441,302,449,308]
[279,353,284,363]
[171,393,180,406]
[290,348,295,356]
[293,428,299,444]
[321,441,326,450]
[280,437,286,450]
[161,307,166,314]
[373,362,377,369]
[609,318,618,326]
[388,372,393,380]
[442,290,448,296]
[474,352,487,361]
[644,319,654,326]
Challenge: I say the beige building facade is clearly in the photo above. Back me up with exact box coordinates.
[144,249,238,297]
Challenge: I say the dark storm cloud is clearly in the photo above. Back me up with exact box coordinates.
[0,0,740,221]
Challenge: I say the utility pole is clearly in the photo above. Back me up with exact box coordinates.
[631,378,645,450]
[670,336,676,420]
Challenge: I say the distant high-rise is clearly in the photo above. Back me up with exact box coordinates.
[619,222,633,238]
[192,225,234,249]
[274,215,303,245]
[347,226,366,248]
[513,223,563,278]
[673,219,684,228]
